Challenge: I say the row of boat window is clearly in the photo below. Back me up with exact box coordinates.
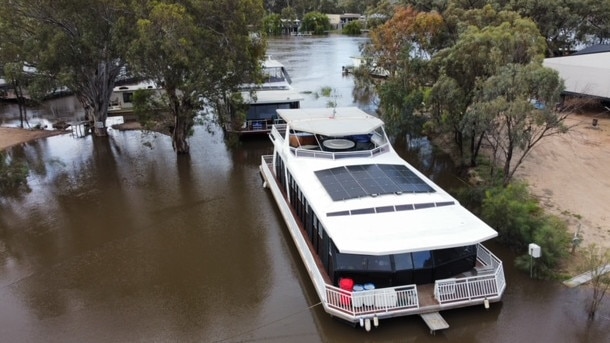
[275,152,479,286]
[334,245,477,273]
[277,154,333,274]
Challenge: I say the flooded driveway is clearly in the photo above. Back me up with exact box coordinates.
[0,35,608,342]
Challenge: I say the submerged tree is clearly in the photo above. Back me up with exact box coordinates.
[2,0,136,136]
[579,244,610,320]
[129,0,266,154]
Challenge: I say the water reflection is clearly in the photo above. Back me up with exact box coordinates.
[268,35,377,113]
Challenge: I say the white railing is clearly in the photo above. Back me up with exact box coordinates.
[271,124,391,160]
[434,244,505,304]
[325,284,419,317]
[245,119,269,132]
[291,145,389,159]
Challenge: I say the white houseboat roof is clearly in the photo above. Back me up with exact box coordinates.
[278,107,384,136]
[277,107,498,255]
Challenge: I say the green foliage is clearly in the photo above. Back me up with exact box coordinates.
[514,216,571,278]
[470,63,566,185]
[482,183,570,278]
[342,21,362,35]
[482,183,541,246]
[280,7,297,21]
[133,89,170,133]
[302,12,330,34]
[263,13,282,35]
[315,86,340,109]
[0,152,29,195]
[378,76,425,135]
[129,0,266,154]
[1,0,136,131]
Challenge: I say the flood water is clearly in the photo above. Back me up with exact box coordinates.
[0,35,608,343]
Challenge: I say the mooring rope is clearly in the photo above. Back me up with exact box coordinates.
[213,301,323,342]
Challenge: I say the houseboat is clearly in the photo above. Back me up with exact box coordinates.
[259,107,505,332]
[108,80,160,116]
[224,56,303,135]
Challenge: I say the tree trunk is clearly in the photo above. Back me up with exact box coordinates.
[12,80,27,129]
[172,114,190,154]
[166,88,195,155]
[73,60,121,137]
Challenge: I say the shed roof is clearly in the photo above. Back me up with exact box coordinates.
[544,48,610,99]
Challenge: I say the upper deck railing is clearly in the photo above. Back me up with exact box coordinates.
[269,124,391,159]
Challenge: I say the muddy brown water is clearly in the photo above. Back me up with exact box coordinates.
[0,35,607,342]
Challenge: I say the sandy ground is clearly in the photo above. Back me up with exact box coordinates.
[0,127,68,151]
[516,111,610,250]
[2,113,609,252]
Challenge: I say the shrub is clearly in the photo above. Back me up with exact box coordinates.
[481,183,542,247]
[342,21,362,35]
[481,183,571,279]
[514,216,571,278]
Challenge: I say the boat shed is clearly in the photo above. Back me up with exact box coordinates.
[543,44,610,100]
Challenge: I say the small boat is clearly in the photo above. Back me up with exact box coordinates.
[224,56,303,135]
[259,107,505,331]
[108,80,160,116]
[344,56,390,78]
[291,31,313,36]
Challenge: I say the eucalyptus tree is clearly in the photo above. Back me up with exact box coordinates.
[301,11,331,34]
[263,13,283,35]
[430,8,548,167]
[577,0,610,45]
[1,0,135,136]
[467,63,566,186]
[364,6,443,133]
[0,7,59,128]
[505,0,585,55]
[128,0,266,154]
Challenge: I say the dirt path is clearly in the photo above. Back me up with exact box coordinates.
[0,127,67,151]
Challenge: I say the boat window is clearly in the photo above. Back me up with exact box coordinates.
[394,253,414,270]
[335,253,366,270]
[247,104,287,120]
[334,253,391,272]
[368,255,392,271]
[122,92,134,103]
[433,246,476,266]
[412,251,433,269]
[265,67,286,82]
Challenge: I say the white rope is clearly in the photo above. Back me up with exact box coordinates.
[213,301,323,342]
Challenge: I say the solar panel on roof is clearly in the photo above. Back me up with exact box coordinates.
[314,164,435,201]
